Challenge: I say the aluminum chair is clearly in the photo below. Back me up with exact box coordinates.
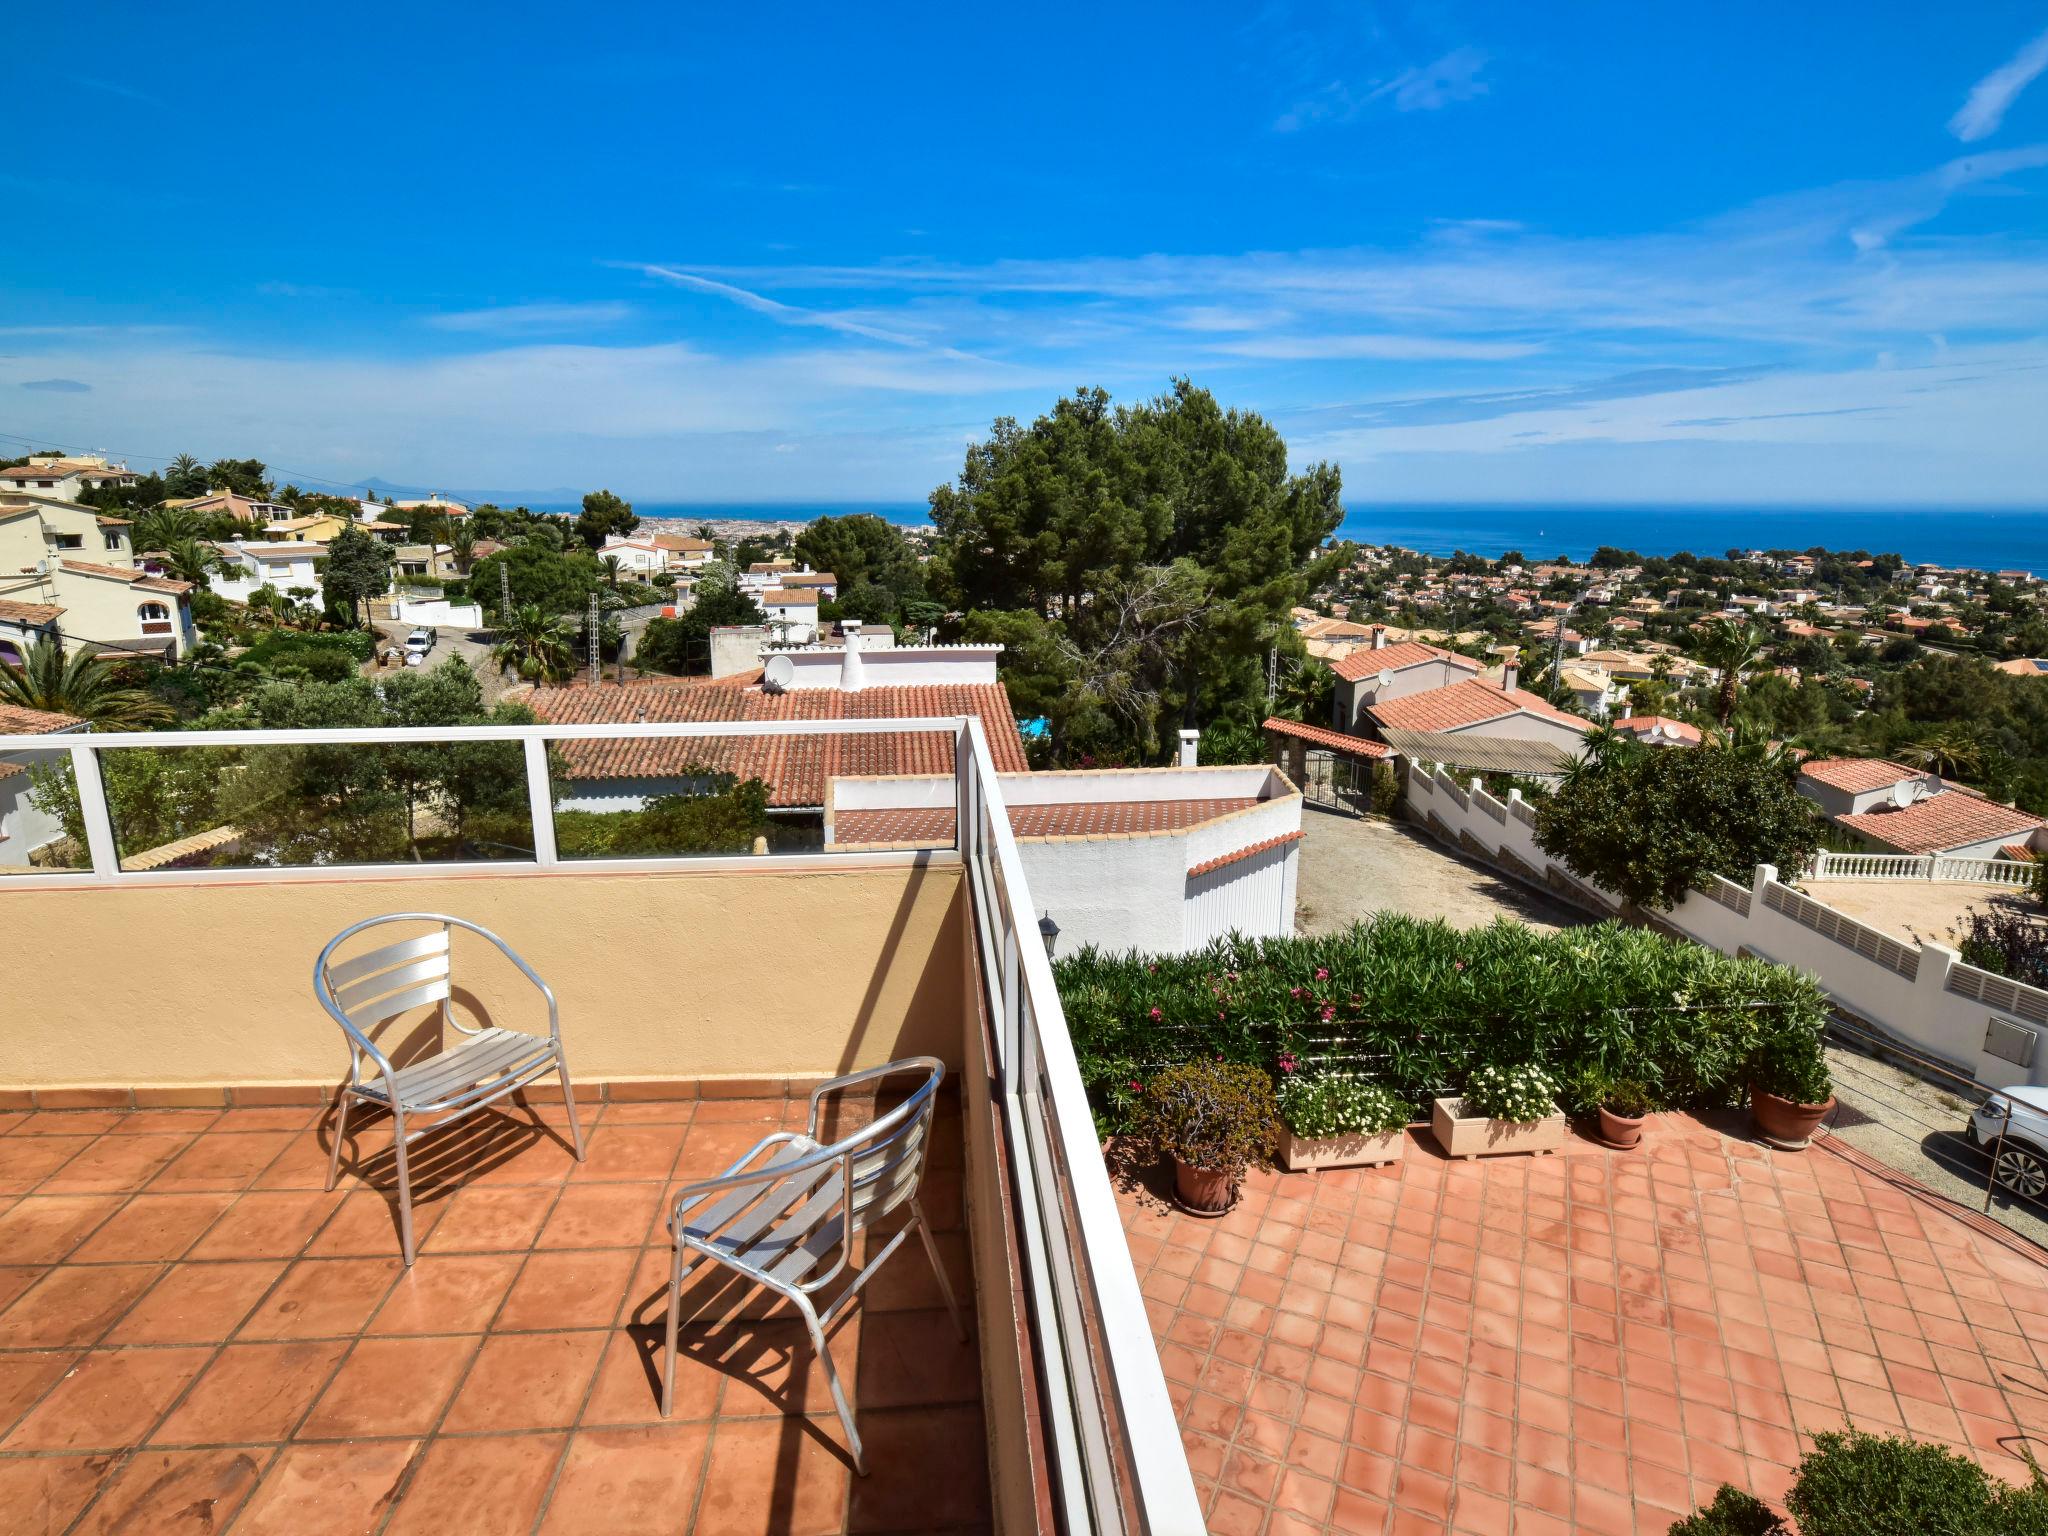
[314,913,587,1264]
[660,1057,965,1473]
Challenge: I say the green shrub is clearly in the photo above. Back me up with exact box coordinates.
[1603,1078,1652,1117]
[1129,1059,1275,1176]
[1463,1062,1557,1123]
[1751,1028,1833,1106]
[1666,1486,1786,1536]
[551,777,770,857]
[1056,915,1828,1134]
[1277,1074,1410,1138]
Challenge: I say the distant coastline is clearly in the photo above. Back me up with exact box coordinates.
[534,500,2048,576]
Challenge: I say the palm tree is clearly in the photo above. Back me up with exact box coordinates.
[490,605,577,683]
[155,537,225,590]
[1912,726,1988,781]
[164,453,204,499]
[1271,658,1333,723]
[133,505,205,553]
[1694,618,1765,726]
[0,640,173,727]
[601,554,623,589]
[450,521,477,575]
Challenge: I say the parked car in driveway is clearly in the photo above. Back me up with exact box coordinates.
[1969,1086,2048,1200]
[404,627,436,665]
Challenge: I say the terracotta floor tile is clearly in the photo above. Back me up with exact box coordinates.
[570,1124,688,1181]
[233,1439,420,1536]
[581,1328,724,1425]
[148,1131,295,1192]
[150,1339,349,1444]
[420,1185,558,1252]
[441,1330,607,1432]
[694,1416,852,1536]
[2,1345,211,1450]
[0,1350,79,1438]
[305,1188,443,1258]
[847,1405,994,1530]
[185,1190,344,1260]
[0,1452,111,1536]
[0,1263,160,1347]
[39,1133,194,1194]
[236,1257,400,1340]
[0,1264,45,1315]
[0,1195,124,1263]
[536,1423,714,1534]
[70,1446,265,1535]
[366,1253,522,1335]
[71,1192,236,1263]
[496,1248,639,1330]
[536,1183,660,1249]
[106,1259,285,1345]
[0,1135,94,1193]
[210,1107,321,1134]
[380,1431,564,1536]
[299,1334,479,1437]
[711,1315,862,1421]
[853,1306,979,1409]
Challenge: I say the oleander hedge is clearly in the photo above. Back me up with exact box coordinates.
[1054,914,1829,1134]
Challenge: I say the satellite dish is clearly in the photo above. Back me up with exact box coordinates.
[762,653,795,693]
[1890,779,1923,809]
[1377,669,1393,690]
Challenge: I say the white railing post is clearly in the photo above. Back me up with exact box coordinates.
[522,738,557,867]
[68,743,120,877]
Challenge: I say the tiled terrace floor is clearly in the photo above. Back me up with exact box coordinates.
[1119,1113,2048,1536]
[0,1095,986,1536]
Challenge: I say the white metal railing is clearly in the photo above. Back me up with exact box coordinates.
[1811,850,2035,887]
[956,720,1205,1536]
[1,713,1202,1532]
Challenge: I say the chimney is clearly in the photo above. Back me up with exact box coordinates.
[1502,650,1519,692]
[1371,624,1387,650]
[1178,728,1200,768]
[839,624,865,692]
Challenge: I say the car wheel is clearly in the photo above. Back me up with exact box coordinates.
[1993,1144,2048,1201]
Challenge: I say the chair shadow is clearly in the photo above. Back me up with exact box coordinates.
[319,1095,582,1237]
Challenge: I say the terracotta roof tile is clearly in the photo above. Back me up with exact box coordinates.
[1839,793,2044,855]
[1365,679,1589,735]
[0,702,85,734]
[831,796,1262,848]
[1260,717,1392,756]
[56,559,193,595]
[763,588,820,605]
[1799,757,1920,794]
[1611,715,1702,744]
[1187,829,1304,878]
[528,679,1026,807]
[0,598,64,624]
[1331,641,1478,682]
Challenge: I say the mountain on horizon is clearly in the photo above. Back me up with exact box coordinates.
[351,475,587,507]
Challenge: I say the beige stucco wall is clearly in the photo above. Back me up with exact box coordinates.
[0,861,967,1091]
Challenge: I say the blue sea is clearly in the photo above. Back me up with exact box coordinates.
[597,501,2048,576]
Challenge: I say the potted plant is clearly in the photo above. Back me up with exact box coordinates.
[1276,1072,1412,1172]
[1431,1062,1567,1159]
[1129,1058,1276,1215]
[1750,1044,1835,1150]
[1597,1078,1652,1149]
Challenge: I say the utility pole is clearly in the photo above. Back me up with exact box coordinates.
[1548,601,1575,701]
[499,564,513,630]
[587,593,600,685]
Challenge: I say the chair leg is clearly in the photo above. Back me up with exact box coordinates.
[661,1244,691,1417]
[391,1109,417,1266]
[800,1296,865,1476]
[556,1050,587,1161]
[912,1197,968,1342]
[324,1092,352,1193]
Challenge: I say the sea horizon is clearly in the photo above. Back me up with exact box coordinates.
[535,500,2048,576]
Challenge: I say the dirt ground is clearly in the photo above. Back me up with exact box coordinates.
[1802,877,2024,947]
[1293,805,1585,936]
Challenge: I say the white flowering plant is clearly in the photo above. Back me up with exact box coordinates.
[1278,1075,1411,1139]
[1463,1062,1558,1124]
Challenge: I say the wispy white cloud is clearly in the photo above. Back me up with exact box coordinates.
[1370,47,1490,113]
[425,302,634,334]
[1215,334,1540,361]
[1951,25,2048,142]
[631,264,935,349]
[65,74,156,105]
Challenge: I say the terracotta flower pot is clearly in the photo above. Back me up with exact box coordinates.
[1751,1089,1836,1150]
[1172,1157,1234,1215]
[1597,1106,1646,1149]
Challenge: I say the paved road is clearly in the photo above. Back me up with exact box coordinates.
[1823,1038,2048,1251]
[1294,805,1585,936]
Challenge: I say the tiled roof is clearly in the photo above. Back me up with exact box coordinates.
[1839,793,2045,855]
[1366,679,1589,735]
[763,588,820,606]
[0,702,85,734]
[1259,717,1393,757]
[1331,641,1477,682]
[0,598,64,624]
[2001,843,2036,862]
[528,679,1027,807]
[1187,829,1304,878]
[831,796,1261,848]
[651,535,714,553]
[1798,757,1919,794]
[57,559,193,595]
[1996,658,2048,677]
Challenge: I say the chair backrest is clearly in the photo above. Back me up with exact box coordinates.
[314,913,554,1060]
[825,1057,945,1235]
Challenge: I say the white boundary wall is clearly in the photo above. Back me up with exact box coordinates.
[1405,763,2048,1088]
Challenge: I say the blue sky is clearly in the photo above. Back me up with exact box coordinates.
[8,1,2048,506]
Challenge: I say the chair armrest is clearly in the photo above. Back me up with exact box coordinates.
[666,1131,812,1236]
[805,1061,927,1138]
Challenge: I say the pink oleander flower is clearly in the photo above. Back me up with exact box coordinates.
[1289,985,1305,999]
[1314,967,1329,980]
[1148,1006,1163,1021]
[1278,1052,1298,1075]
[1454,960,1466,972]
[1128,1079,1144,1092]
[1320,1005,1335,1022]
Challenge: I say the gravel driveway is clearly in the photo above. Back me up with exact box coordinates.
[1294,805,1585,936]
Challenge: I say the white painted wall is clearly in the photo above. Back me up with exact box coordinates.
[0,748,70,868]
[395,598,483,628]
[1404,763,2048,1089]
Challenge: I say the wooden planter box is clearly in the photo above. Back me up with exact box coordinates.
[1278,1126,1407,1172]
[1430,1096,1566,1160]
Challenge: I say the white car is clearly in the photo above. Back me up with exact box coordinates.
[403,628,436,663]
[1968,1086,2048,1201]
